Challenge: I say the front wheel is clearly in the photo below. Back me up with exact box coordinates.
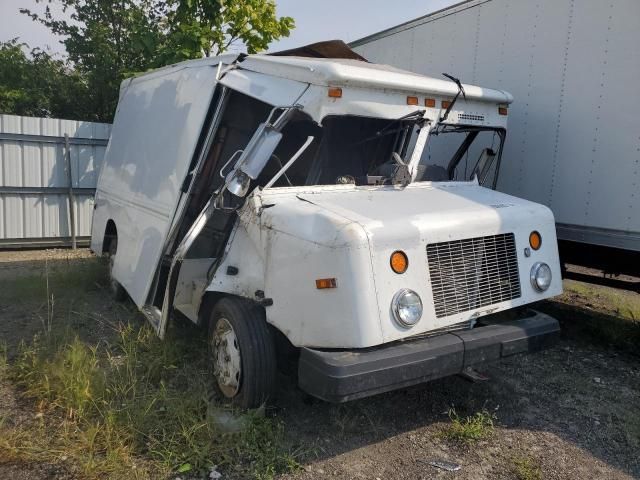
[208,298,277,409]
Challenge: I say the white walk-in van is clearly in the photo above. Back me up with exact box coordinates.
[91,42,562,408]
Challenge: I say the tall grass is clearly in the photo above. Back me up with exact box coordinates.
[0,257,299,479]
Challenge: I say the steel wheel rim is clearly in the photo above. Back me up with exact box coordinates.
[212,317,242,398]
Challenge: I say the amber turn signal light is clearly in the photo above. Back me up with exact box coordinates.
[390,251,409,274]
[328,87,342,98]
[316,278,337,289]
[529,231,542,250]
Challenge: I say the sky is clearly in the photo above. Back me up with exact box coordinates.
[0,0,459,56]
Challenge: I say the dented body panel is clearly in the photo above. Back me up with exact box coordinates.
[91,62,221,307]
[207,182,561,348]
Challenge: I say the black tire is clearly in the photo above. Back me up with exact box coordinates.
[207,297,277,409]
[107,238,127,302]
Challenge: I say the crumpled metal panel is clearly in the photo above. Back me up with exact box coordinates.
[0,114,111,246]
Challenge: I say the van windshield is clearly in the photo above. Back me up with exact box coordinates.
[418,125,506,187]
[261,115,505,189]
[260,114,424,187]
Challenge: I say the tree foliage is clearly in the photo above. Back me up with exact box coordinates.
[0,39,92,120]
[2,0,294,122]
[159,0,295,63]
[20,0,168,121]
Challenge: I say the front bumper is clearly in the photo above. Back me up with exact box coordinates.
[298,309,559,402]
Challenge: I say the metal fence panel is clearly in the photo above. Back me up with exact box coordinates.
[0,114,111,248]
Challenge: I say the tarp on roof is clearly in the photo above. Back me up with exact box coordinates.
[269,40,368,62]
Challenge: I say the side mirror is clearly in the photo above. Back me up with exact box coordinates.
[236,124,283,179]
[224,123,283,197]
[221,105,300,198]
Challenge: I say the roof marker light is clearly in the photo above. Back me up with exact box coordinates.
[407,96,419,106]
[498,105,508,116]
[328,87,342,98]
[316,278,337,289]
[425,98,436,108]
[441,100,452,109]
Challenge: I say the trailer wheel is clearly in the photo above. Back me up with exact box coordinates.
[107,238,127,301]
[208,297,276,409]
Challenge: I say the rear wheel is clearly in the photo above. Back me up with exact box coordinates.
[107,238,127,301]
[208,297,277,409]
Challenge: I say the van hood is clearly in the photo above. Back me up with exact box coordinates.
[272,181,554,244]
[241,181,561,347]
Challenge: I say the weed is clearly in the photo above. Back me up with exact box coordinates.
[13,336,105,419]
[1,257,300,479]
[512,455,542,480]
[239,412,302,480]
[440,408,495,444]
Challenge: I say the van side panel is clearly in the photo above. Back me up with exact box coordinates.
[91,64,219,306]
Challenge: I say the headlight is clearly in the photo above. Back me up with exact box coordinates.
[392,289,423,327]
[530,262,552,291]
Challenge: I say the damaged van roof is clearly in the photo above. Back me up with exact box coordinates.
[237,55,513,104]
[125,44,512,105]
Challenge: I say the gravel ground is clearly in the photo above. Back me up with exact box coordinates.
[0,249,638,480]
[276,341,639,480]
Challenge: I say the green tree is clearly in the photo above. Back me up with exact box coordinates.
[16,0,295,122]
[21,0,166,122]
[0,39,92,120]
[159,0,294,64]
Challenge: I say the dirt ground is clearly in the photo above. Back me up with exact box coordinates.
[0,248,94,281]
[0,249,639,480]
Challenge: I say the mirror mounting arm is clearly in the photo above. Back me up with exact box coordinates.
[221,103,304,198]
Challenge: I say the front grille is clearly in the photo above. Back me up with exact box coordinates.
[426,233,521,318]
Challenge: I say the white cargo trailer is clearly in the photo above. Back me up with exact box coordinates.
[351,0,640,261]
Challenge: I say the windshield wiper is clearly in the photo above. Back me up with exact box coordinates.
[440,73,466,122]
[375,109,426,137]
[353,109,426,146]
